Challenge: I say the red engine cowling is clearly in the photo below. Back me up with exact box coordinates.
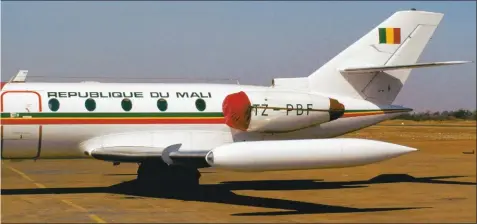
[222,90,344,133]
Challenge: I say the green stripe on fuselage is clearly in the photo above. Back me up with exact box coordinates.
[344,109,411,113]
[0,112,224,118]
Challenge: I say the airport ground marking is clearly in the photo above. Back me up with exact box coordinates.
[88,214,107,223]
[7,166,35,182]
[5,165,107,223]
[61,199,107,223]
[61,199,89,212]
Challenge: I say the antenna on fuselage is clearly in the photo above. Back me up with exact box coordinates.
[9,70,29,83]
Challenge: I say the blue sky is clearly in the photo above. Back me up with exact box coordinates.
[1,1,475,111]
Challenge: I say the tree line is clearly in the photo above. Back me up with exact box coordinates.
[392,109,477,121]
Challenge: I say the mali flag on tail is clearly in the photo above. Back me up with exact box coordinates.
[379,28,401,44]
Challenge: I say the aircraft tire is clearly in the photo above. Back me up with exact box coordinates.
[136,161,200,189]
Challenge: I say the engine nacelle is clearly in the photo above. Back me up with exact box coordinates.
[222,90,345,133]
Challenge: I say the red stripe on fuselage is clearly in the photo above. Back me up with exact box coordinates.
[0,118,226,125]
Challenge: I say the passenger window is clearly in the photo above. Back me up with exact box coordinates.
[195,98,206,111]
[157,98,168,111]
[85,98,96,112]
[48,98,60,112]
[121,98,132,111]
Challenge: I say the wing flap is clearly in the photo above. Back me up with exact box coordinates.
[340,61,472,74]
[81,130,227,168]
[89,145,211,168]
[90,146,163,162]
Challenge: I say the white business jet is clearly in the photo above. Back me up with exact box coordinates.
[0,10,472,187]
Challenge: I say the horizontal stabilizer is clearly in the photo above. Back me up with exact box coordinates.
[340,61,473,74]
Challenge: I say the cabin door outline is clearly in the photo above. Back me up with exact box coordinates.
[1,91,43,159]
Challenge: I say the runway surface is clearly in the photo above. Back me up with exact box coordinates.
[1,120,476,223]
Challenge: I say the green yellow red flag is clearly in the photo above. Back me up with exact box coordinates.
[379,28,401,44]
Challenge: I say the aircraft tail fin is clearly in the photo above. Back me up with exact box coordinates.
[303,10,460,105]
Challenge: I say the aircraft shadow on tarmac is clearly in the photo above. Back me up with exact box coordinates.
[2,174,475,216]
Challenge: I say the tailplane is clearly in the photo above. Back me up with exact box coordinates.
[339,61,472,74]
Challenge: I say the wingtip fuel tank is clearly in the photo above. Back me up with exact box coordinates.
[205,138,417,172]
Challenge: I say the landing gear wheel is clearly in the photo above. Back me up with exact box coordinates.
[136,161,201,190]
[170,166,201,187]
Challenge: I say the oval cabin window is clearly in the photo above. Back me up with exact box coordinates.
[157,98,168,111]
[195,98,206,112]
[121,98,132,112]
[85,98,96,112]
[48,98,60,112]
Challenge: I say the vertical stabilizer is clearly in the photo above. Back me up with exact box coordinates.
[307,10,444,104]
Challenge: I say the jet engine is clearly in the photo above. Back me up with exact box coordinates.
[222,90,345,133]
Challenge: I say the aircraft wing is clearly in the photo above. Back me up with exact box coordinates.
[80,132,220,168]
[339,61,473,74]
[89,145,211,168]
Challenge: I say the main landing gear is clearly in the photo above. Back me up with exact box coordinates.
[136,160,201,189]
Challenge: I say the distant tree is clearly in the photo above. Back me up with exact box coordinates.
[431,111,442,120]
[393,112,413,120]
[391,109,476,121]
[453,109,473,119]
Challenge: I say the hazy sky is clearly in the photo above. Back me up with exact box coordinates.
[1,1,475,112]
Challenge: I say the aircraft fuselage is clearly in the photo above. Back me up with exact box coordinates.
[0,82,411,160]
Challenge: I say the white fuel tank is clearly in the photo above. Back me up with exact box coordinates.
[205,138,417,172]
[222,90,345,133]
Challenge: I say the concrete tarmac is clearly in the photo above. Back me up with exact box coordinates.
[1,120,476,223]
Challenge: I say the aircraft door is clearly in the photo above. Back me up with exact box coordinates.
[1,91,42,159]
